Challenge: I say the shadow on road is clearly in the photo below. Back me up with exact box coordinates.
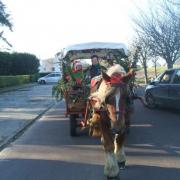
[120,165,180,180]
[0,158,179,180]
[0,159,104,180]
[7,103,99,146]
[14,118,100,146]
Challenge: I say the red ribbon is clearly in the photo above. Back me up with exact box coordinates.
[110,74,123,84]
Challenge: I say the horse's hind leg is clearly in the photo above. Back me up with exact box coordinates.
[114,133,126,170]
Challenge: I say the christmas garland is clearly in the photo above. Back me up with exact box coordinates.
[52,78,77,101]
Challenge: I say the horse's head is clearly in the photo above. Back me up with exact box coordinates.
[89,64,126,110]
[89,74,114,109]
[88,65,136,136]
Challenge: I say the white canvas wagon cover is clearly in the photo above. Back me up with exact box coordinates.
[56,42,128,61]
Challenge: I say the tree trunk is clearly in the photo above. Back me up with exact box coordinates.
[143,62,148,84]
[154,63,157,77]
[167,61,173,69]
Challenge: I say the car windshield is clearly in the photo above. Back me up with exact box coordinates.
[46,73,60,77]
[153,73,163,82]
[47,74,54,77]
[172,70,180,84]
[160,70,174,84]
[55,73,61,76]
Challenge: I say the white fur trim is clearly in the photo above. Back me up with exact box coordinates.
[107,64,125,76]
[104,152,119,177]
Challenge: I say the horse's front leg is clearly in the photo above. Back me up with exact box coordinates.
[114,132,126,169]
[100,117,119,179]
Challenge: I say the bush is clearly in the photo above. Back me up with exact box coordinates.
[0,52,40,75]
[30,73,39,82]
[0,74,37,88]
[38,72,51,78]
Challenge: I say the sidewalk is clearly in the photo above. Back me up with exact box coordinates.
[0,84,55,150]
[0,82,37,94]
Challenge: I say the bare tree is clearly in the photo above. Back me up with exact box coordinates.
[131,35,152,84]
[133,0,180,69]
[151,56,159,77]
[0,0,12,47]
[164,0,180,11]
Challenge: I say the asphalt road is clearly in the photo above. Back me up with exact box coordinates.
[0,100,180,180]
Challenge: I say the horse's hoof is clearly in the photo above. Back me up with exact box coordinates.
[107,175,120,180]
[118,161,126,170]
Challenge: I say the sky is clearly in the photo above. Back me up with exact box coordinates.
[3,0,148,60]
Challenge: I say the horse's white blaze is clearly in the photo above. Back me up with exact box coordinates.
[91,81,107,108]
[115,89,121,121]
[114,137,126,162]
[104,152,119,177]
[91,82,115,109]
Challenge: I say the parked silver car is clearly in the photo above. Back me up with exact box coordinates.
[38,72,61,84]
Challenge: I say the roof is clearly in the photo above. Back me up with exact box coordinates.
[65,42,127,54]
[56,42,128,61]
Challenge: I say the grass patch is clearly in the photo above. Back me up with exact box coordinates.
[136,65,180,84]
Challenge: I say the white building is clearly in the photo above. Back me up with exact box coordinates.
[39,57,61,73]
[53,55,61,72]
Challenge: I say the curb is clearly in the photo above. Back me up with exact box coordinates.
[0,83,38,94]
[0,102,55,152]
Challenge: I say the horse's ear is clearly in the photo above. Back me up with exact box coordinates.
[102,71,111,82]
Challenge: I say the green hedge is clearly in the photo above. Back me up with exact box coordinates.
[0,74,39,88]
[0,52,40,75]
[38,72,51,78]
[30,74,39,82]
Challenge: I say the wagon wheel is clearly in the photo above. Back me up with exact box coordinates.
[70,114,77,136]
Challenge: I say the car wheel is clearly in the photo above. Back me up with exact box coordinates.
[145,93,156,108]
[40,80,46,84]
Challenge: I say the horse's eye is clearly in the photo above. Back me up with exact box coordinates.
[100,107,104,110]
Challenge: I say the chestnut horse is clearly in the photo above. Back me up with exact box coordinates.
[86,64,135,180]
